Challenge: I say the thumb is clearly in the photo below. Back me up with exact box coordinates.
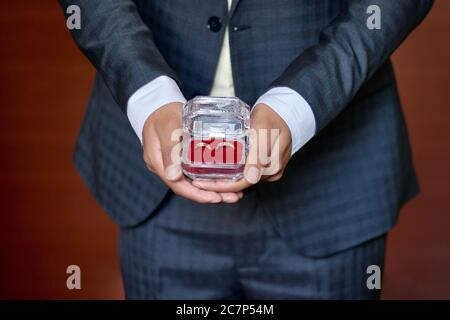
[243,127,263,184]
[162,127,184,181]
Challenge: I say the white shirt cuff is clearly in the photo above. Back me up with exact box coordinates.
[254,87,316,155]
[127,76,186,144]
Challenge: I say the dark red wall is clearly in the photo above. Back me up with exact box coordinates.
[0,1,449,299]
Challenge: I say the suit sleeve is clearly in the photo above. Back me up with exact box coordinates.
[60,0,179,112]
[271,0,433,132]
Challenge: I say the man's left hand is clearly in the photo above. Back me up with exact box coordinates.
[192,103,292,193]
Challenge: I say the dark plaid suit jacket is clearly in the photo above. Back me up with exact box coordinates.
[61,0,433,257]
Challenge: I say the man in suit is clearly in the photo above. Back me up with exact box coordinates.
[61,0,433,299]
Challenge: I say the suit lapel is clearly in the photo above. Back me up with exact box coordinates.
[229,0,240,18]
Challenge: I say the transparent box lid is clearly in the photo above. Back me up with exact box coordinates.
[182,96,250,180]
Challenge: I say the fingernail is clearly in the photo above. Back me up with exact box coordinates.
[245,167,260,184]
[221,194,236,203]
[165,164,181,181]
[209,197,221,204]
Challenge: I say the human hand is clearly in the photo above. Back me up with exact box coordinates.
[142,102,243,203]
[192,103,292,193]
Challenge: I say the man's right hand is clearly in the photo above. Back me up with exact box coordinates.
[142,102,243,203]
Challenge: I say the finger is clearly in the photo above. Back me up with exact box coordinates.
[143,126,164,175]
[145,130,165,176]
[243,165,262,184]
[145,163,156,174]
[243,126,269,184]
[158,126,184,182]
[220,192,242,203]
[143,151,156,173]
[192,178,251,193]
[265,171,283,182]
[149,134,223,203]
[247,117,285,180]
[169,178,222,203]
[165,164,182,181]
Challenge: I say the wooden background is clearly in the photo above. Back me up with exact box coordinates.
[0,1,449,299]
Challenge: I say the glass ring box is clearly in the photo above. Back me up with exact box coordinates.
[182,96,250,180]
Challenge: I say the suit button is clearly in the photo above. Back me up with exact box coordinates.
[207,16,222,32]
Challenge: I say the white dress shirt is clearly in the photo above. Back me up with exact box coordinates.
[127,0,316,155]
